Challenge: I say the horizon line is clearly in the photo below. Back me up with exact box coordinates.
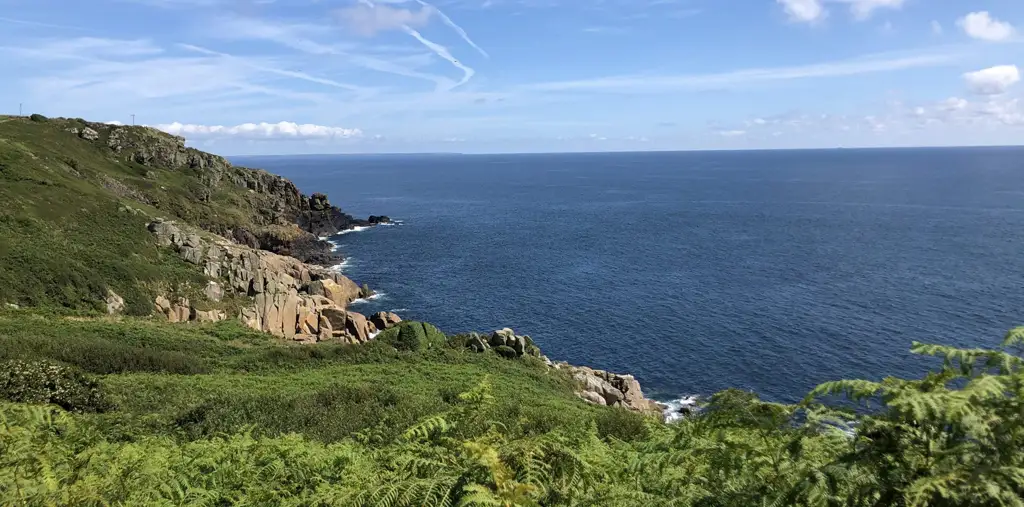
[224,143,1024,158]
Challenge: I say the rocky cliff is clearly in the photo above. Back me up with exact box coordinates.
[148,219,400,343]
[70,120,384,265]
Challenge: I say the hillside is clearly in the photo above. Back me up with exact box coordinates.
[0,114,1022,506]
[0,114,378,315]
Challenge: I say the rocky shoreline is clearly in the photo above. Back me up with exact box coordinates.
[142,217,668,417]
[76,118,668,418]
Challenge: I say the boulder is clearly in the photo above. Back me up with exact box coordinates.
[105,290,125,315]
[490,328,515,348]
[321,307,349,337]
[204,281,224,302]
[155,295,191,323]
[281,290,300,339]
[370,311,402,331]
[79,127,99,141]
[309,278,360,308]
[345,311,371,343]
[579,391,607,406]
[317,314,333,341]
[194,309,227,323]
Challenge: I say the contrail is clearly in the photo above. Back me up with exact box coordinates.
[412,0,489,58]
[357,0,475,90]
[401,25,475,90]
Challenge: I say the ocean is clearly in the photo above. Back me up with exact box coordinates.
[232,148,1024,405]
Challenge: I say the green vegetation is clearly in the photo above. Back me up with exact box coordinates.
[2,114,1020,505]
[378,321,449,352]
[1,308,1021,505]
[0,116,291,314]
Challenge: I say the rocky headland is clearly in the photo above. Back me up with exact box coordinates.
[19,117,667,418]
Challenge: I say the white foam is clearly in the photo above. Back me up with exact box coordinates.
[349,292,385,305]
[389,308,409,313]
[337,226,372,236]
[329,258,352,272]
[369,331,381,340]
[662,396,701,423]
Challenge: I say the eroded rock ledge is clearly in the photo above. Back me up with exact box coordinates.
[148,219,399,343]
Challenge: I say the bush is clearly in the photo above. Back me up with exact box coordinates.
[29,114,47,122]
[0,360,111,412]
[595,406,651,442]
[379,321,447,352]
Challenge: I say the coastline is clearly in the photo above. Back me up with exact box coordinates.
[323,223,681,420]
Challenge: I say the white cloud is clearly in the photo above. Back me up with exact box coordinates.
[838,0,905,21]
[335,3,432,37]
[778,0,825,23]
[777,0,904,23]
[957,11,1016,42]
[155,121,363,140]
[718,130,746,137]
[931,20,943,35]
[963,65,1020,95]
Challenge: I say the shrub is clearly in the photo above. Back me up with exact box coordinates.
[379,321,447,352]
[0,360,111,412]
[29,113,47,122]
[595,406,651,442]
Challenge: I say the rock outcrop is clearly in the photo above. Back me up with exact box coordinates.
[370,312,402,332]
[297,193,374,238]
[456,327,664,417]
[148,219,381,344]
[104,290,125,315]
[550,362,666,416]
[462,328,541,358]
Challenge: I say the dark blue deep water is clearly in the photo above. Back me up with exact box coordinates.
[233,148,1024,404]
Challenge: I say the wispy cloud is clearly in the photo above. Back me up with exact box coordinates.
[207,15,455,90]
[0,16,89,31]
[336,2,433,36]
[177,44,373,95]
[521,51,962,93]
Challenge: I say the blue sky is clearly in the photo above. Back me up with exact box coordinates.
[1,0,1023,154]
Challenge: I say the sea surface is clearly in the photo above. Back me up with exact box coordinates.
[232,148,1024,405]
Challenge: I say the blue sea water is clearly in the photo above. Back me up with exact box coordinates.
[232,148,1024,404]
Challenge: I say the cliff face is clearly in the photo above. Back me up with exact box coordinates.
[148,219,399,343]
[80,120,381,264]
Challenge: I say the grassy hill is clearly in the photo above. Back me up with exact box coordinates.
[0,114,1021,506]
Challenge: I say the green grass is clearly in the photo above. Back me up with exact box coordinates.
[0,313,596,445]
[0,116,286,313]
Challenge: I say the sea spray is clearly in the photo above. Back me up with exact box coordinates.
[662,396,701,423]
[350,293,385,305]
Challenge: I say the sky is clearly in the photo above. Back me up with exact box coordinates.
[1,0,1023,154]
